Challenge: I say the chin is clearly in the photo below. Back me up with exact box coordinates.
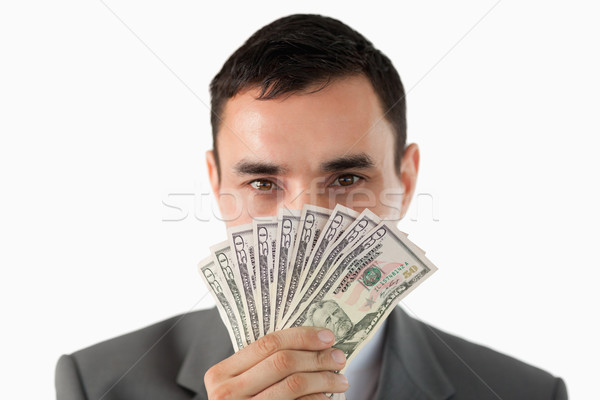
[335,323,353,339]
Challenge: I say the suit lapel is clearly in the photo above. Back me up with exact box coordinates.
[375,306,454,400]
[176,308,234,399]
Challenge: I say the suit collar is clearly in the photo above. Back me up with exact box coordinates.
[375,306,454,400]
[176,306,454,400]
[176,307,234,399]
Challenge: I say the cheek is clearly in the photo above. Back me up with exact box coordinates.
[216,190,245,223]
[339,186,380,211]
[333,179,391,213]
[245,194,281,218]
[336,319,353,338]
[216,187,282,226]
[369,178,403,220]
[326,318,337,331]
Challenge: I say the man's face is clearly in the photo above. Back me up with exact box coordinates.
[310,301,353,339]
[207,74,419,226]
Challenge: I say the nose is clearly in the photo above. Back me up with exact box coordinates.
[284,181,339,211]
[285,189,312,210]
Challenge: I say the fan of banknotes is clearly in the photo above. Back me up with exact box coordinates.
[198,203,437,369]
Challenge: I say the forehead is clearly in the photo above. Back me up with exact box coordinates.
[217,75,395,170]
[319,302,338,312]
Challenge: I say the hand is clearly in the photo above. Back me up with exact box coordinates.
[204,327,349,399]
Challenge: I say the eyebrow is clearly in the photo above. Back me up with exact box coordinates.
[233,160,286,176]
[320,153,375,172]
[232,153,375,176]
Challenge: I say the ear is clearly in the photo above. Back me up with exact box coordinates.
[399,143,420,219]
[206,150,220,197]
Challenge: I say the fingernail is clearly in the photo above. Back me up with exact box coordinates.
[318,329,334,343]
[331,349,346,364]
[337,374,349,386]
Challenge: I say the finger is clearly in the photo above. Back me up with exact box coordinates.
[217,327,335,377]
[254,371,349,400]
[236,348,347,396]
[297,394,330,400]
[324,393,347,400]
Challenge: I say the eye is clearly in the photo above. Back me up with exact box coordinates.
[331,174,361,187]
[249,179,278,191]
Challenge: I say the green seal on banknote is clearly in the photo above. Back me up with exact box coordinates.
[361,266,382,287]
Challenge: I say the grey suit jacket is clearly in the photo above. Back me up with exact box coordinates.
[56,306,567,399]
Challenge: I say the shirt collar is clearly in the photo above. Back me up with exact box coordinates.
[345,319,387,399]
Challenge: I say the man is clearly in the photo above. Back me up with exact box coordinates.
[56,14,568,399]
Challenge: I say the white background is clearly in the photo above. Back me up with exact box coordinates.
[1,1,598,398]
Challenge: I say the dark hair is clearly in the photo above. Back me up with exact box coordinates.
[210,14,407,177]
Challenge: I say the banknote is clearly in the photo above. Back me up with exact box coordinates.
[281,208,383,326]
[271,208,301,332]
[282,205,365,326]
[227,225,262,341]
[198,256,245,351]
[209,241,252,346]
[253,216,278,335]
[278,204,331,329]
[297,204,360,292]
[283,221,438,369]
[201,204,438,370]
